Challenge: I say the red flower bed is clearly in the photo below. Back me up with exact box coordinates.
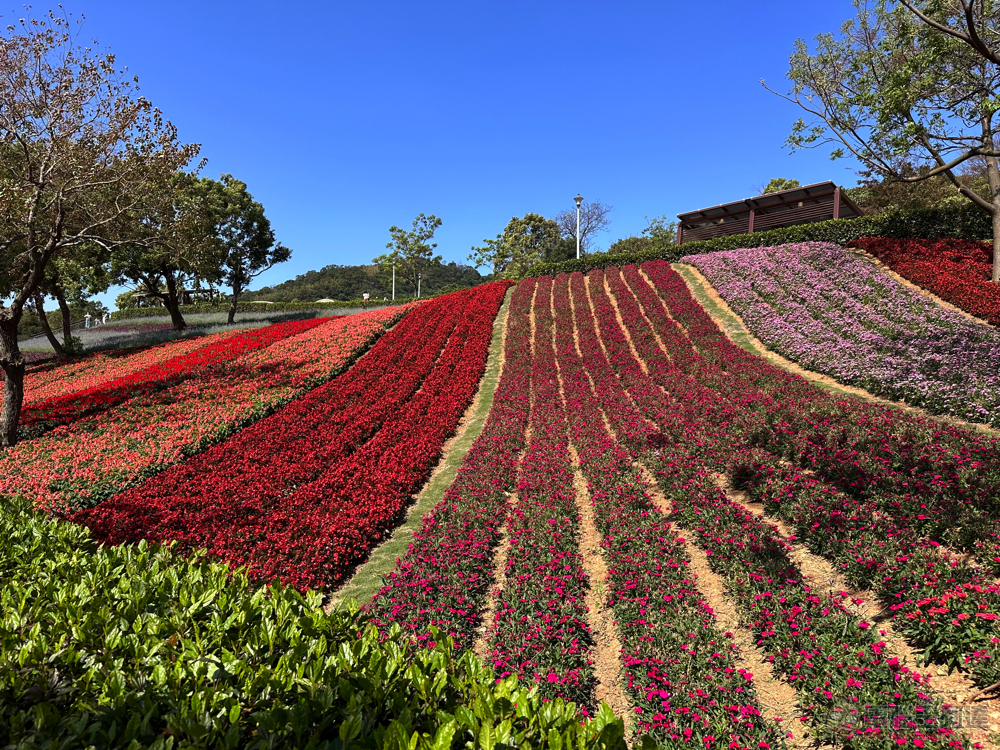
[75,283,511,590]
[850,236,1000,324]
[21,318,326,436]
[1,308,410,512]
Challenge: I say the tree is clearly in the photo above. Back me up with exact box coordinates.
[607,236,654,255]
[469,213,562,278]
[753,178,801,194]
[553,200,613,255]
[372,214,442,297]
[763,0,1000,279]
[110,172,221,331]
[642,214,679,245]
[0,11,200,447]
[198,174,291,324]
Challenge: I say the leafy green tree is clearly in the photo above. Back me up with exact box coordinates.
[0,12,200,447]
[763,0,1000,279]
[197,174,291,323]
[469,213,563,278]
[607,236,654,255]
[110,172,222,331]
[754,178,801,194]
[373,214,442,297]
[642,215,679,245]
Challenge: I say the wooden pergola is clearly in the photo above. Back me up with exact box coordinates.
[676,181,864,244]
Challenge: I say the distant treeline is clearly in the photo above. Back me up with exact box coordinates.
[244,261,484,303]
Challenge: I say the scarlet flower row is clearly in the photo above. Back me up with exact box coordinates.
[851,237,1000,326]
[1,307,410,513]
[76,283,511,590]
[584,263,976,749]
[23,330,238,404]
[21,318,326,437]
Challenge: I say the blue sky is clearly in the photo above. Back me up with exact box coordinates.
[57,0,860,303]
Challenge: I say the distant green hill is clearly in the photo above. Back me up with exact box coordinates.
[245,261,484,303]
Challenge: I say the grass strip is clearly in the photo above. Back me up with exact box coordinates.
[330,287,513,607]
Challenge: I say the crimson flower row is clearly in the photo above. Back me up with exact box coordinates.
[483,276,595,709]
[21,318,326,437]
[76,284,510,590]
[556,272,785,749]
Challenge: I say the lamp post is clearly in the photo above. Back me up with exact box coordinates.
[574,194,583,259]
[417,272,422,299]
[392,258,396,301]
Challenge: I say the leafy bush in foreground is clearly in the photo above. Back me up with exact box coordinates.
[0,499,625,749]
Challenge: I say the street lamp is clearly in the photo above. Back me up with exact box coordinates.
[417,272,422,299]
[392,258,396,301]
[574,195,583,259]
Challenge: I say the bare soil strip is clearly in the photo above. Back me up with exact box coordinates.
[719,479,1000,746]
[473,502,515,662]
[327,289,514,608]
[568,446,635,742]
[673,262,1000,437]
[630,464,811,748]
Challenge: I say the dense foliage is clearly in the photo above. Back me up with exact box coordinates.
[0,499,626,749]
[850,236,1000,325]
[245,261,483,303]
[526,202,991,278]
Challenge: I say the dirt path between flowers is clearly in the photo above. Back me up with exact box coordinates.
[327,289,514,609]
[628,463,811,748]
[847,245,997,330]
[567,276,806,745]
[673,262,1000,438]
[720,478,1000,747]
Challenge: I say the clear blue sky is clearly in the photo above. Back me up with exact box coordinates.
[60,0,859,303]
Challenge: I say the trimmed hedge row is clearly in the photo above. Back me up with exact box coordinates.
[109,298,420,321]
[0,498,626,749]
[527,202,993,277]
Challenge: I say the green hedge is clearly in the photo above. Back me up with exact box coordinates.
[0,498,626,749]
[109,298,419,321]
[526,202,993,277]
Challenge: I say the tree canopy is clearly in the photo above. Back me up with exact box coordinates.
[469,213,567,279]
[765,0,1000,278]
[372,214,442,297]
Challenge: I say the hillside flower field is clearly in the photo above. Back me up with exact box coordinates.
[5,248,1000,749]
[682,242,1000,425]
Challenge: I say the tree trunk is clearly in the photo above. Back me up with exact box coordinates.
[227,284,241,325]
[33,293,65,359]
[54,287,72,343]
[0,310,26,448]
[163,272,187,331]
[987,155,1000,283]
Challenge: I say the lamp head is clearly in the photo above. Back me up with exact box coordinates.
[574,195,583,207]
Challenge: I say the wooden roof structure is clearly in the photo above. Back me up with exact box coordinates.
[676,181,864,244]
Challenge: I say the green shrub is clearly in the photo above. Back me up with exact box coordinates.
[526,202,992,277]
[0,499,626,749]
[109,298,420,322]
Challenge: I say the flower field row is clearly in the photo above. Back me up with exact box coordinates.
[850,237,1000,326]
[76,283,511,589]
[0,306,412,512]
[682,242,1000,426]
[581,264,985,748]
[369,279,534,647]
[483,276,595,708]
[21,318,327,436]
[613,262,1000,719]
[22,329,237,403]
